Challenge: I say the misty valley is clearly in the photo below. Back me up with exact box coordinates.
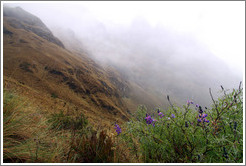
[2,4,244,163]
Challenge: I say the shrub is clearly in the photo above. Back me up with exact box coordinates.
[48,111,88,131]
[68,130,115,163]
[120,83,243,163]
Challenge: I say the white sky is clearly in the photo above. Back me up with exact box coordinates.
[3,1,245,75]
[81,1,245,75]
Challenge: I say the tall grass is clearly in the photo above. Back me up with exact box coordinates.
[3,90,71,162]
[3,90,121,163]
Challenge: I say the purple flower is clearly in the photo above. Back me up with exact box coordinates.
[145,115,154,125]
[204,119,209,123]
[199,113,207,118]
[197,113,209,124]
[171,114,175,118]
[114,123,122,135]
[187,100,194,105]
[196,104,199,108]
[158,112,164,118]
[145,114,157,126]
[202,114,208,118]
[152,119,156,127]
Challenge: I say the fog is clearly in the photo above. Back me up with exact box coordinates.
[4,2,244,107]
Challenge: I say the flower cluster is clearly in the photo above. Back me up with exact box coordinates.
[187,100,209,113]
[145,114,156,126]
[114,123,122,135]
[171,114,175,118]
[197,113,209,123]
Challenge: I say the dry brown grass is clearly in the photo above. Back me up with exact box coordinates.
[3,16,130,130]
[3,89,135,163]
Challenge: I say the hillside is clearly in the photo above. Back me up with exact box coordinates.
[52,27,170,111]
[3,6,130,130]
[2,4,243,164]
[51,17,242,109]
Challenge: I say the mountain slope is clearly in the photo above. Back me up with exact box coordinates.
[52,26,171,113]
[3,6,130,129]
[53,17,241,108]
[3,6,64,48]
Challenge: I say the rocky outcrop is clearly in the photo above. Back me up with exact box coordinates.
[3,6,64,48]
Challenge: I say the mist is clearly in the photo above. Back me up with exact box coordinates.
[4,2,244,107]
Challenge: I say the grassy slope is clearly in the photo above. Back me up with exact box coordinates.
[53,27,171,113]
[3,16,130,130]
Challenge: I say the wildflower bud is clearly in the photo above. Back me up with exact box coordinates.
[221,85,224,91]
[234,122,237,130]
[202,114,208,118]
[114,123,122,135]
[158,112,164,118]
[152,121,156,127]
[229,122,233,130]
[187,100,190,105]
[185,121,189,127]
[199,106,203,114]
[223,147,228,159]
[187,100,194,105]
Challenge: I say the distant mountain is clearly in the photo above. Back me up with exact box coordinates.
[52,15,242,109]
[3,6,131,129]
[3,6,65,48]
[52,26,170,112]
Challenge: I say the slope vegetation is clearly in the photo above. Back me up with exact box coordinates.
[3,6,130,129]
